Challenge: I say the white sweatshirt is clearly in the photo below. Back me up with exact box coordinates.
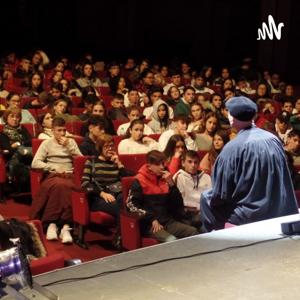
[173,169,212,210]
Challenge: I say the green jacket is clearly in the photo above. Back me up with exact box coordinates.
[174,99,190,117]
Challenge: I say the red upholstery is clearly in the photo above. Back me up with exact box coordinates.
[97,86,111,96]
[74,136,84,145]
[28,108,38,120]
[36,108,51,116]
[65,121,84,135]
[0,97,6,106]
[32,138,44,155]
[0,156,6,183]
[197,150,208,161]
[20,97,36,109]
[120,176,159,250]
[0,155,6,200]
[28,220,64,275]
[71,156,115,248]
[101,95,113,109]
[71,96,82,107]
[113,135,125,153]
[30,169,44,199]
[148,133,160,141]
[112,119,129,132]
[119,154,146,173]
[70,107,85,116]
[22,123,39,138]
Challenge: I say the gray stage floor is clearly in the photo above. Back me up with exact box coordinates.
[30,213,300,299]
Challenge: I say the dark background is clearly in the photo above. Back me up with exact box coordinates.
[0,0,299,82]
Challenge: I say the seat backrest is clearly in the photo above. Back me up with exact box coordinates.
[0,97,6,106]
[112,119,129,132]
[121,176,135,205]
[66,121,84,135]
[71,96,82,107]
[197,150,208,161]
[70,107,85,116]
[148,133,160,141]
[98,86,111,96]
[32,138,45,155]
[113,135,125,153]
[119,154,146,173]
[0,155,6,183]
[22,123,39,138]
[20,97,36,108]
[36,108,51,116]
[73,155,90,186]
[101,95,113,109]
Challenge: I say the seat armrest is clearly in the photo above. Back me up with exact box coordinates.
[72,190,90,225]
[120,209,142,250]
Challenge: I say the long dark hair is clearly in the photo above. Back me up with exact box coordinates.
[208,129,230,166]
[204,111,219,135]
[163,134,186,161]
[125,118,144,139]
[157,103,170,129]
[28,71,44,93]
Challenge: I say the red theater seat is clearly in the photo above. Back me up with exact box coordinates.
[120,176,159,250]
[71,156,115,248]
[28,220,65,275]
[119,154,146,173]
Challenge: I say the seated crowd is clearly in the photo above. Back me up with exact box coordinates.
[1,50,300,249]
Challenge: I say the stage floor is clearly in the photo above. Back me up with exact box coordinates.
[34,213,300,300]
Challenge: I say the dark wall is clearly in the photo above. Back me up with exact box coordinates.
[0,0,298,81]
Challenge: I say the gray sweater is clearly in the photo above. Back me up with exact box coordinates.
[31,137,82,173]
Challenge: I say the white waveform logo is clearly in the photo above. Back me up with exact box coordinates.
[257,15,284,40]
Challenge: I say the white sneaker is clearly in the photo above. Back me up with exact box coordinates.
[46,223,58,240]
[59,225,73,244]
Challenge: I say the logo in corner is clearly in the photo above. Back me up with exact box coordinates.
[257,15,284,40]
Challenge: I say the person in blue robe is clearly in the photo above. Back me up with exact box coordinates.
[200,96,299,232]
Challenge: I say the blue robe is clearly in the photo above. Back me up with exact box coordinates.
[200,126,299,232]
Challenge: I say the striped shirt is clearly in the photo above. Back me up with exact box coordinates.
[81,157,128,195]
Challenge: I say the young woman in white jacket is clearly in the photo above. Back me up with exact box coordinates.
[118,119,159,154]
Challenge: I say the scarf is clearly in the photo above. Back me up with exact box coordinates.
[3,125,24,144]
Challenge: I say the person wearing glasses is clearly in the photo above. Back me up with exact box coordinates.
[0,92,36,124]
[81,134,132,248]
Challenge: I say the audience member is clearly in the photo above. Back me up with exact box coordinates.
[108,93,128,121]
[163,134,186,175]
[81,134,133,248]
[174,86,195,117]
[0,92,36,124]
[148,100,172,134]
[118,119,159,154]
[199,129,230,174]
[80,116,105,156]
[187,103,205,133]
[0,108,32,192]
[159,115,197,151]
[174,150,211,229]
[117,106,153,136]
[127,150,199,242]
[30,117,82,243]
[195,112,219,151]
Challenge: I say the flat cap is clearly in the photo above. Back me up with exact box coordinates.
[225,96,257,121]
